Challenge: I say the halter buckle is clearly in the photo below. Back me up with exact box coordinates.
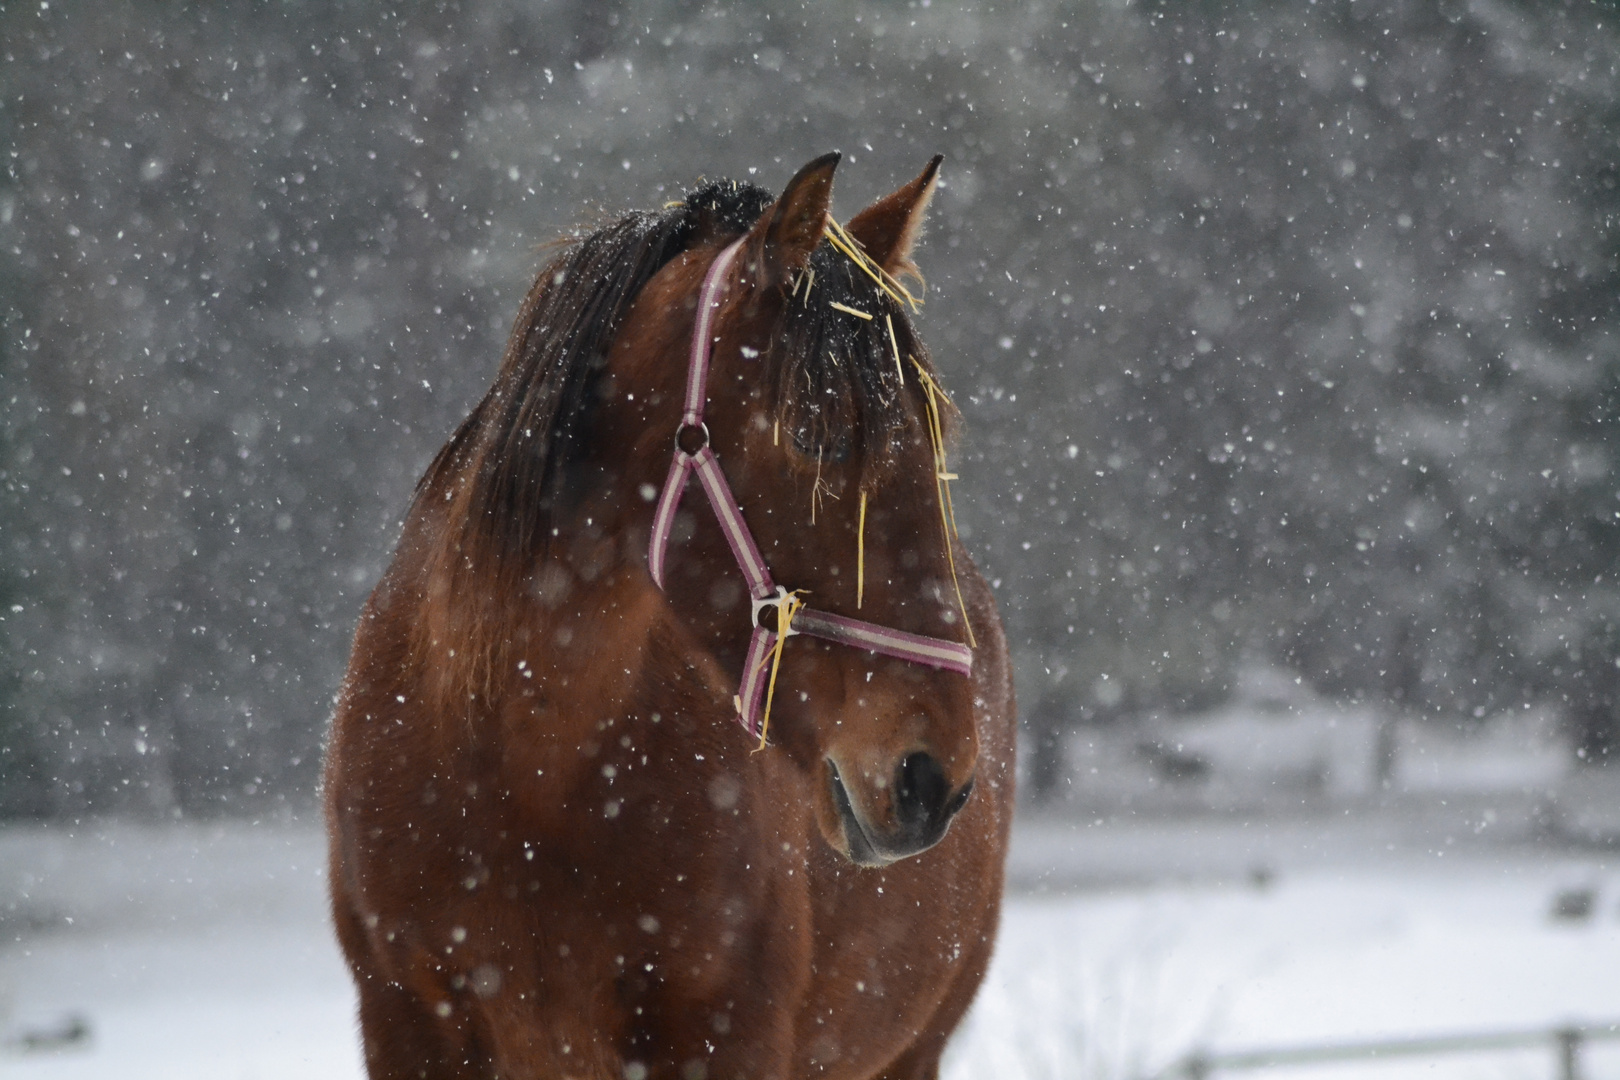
[751,586,801,637]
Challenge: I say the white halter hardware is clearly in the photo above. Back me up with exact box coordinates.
[646,238,973,740]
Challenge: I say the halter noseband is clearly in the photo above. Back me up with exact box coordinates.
[647,238,974,740]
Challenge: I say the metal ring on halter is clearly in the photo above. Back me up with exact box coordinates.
[674,422,710,456]
[751,586,800,637]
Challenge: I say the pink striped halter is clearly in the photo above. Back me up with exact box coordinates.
[647,238,974,740]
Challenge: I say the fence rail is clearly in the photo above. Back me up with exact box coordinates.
[1162,1020,1620,1080]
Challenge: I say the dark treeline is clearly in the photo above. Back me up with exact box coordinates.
[2,0,1617,816]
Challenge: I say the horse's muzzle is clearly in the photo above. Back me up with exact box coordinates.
[828,755,973,867]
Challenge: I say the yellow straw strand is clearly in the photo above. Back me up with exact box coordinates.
[825,237,907,311]
[941,468,963,540]
[913,361,949,473]
[935,474,976,648]
[755,591,804,752]
[829,217,921,309]
[829,300,874,321]
[886,314,905,385]
[911,358,977,648]
[914,363,962,542]
[857,489,868,609]
[823,218,921,312]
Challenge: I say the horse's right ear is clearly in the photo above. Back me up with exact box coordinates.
[745,151,840,290]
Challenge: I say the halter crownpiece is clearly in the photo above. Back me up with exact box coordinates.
[647,237,973,743]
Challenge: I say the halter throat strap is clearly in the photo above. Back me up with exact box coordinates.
[646,238,973,740]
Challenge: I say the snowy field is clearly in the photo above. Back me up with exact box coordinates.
[4,811,1620,1080]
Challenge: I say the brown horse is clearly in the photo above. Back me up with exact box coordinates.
[323,152,1016,1080]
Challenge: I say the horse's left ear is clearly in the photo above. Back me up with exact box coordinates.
[845,154,943,286]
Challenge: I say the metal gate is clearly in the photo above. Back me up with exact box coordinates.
[1162,1021,1620,1080]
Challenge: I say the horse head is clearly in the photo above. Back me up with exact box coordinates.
[598,154,980,866]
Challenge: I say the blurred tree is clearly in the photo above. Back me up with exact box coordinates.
[2,0,1615,816]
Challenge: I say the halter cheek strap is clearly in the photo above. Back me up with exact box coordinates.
[647,238,973,740]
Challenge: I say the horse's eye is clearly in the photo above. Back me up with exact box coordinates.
[790,424,851,464]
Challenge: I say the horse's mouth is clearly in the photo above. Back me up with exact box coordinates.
[826,761,900,868]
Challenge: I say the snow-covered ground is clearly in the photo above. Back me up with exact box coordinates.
[0,819,360,1079]
[970,814,1620,1080]
[4,811,1619,1080]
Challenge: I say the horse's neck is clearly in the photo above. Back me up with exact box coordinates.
[485,533,743,811]
[533,484,734,695]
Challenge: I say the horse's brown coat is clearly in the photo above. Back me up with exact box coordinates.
[325,154,1016,1080]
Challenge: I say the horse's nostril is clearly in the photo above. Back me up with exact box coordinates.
[895,752,950,828]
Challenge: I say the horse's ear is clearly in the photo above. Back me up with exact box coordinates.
[845,154,943,286]
[746,151,840,289]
